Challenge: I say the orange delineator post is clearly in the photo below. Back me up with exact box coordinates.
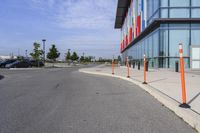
[179,43,190,108]
[126,57,130,78]
[112,59,114,75]
[143,54,147,84]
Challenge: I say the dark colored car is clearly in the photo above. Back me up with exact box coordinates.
[5,60,31,68]
[0,59,17,68]
[30,60,44,67]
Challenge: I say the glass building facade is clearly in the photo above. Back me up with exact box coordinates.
[115,0,200,69]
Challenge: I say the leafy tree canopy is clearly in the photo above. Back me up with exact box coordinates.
[71,52,79,61]
[30,42,43,61]
[80,56,84,62]
[66,50,71,61]
[47,44,60,61]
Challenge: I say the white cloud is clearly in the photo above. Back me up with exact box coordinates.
[57,0,117,29]
[28,0,120,58]
[30,0,117,29]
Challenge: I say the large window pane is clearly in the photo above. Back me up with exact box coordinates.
[136,44,138,59]
[191,30,200,45]
[169,58,190,68]
[133,46,135,60]
[160,30,169,56]
[148,36,153,58]
[191,9,200,18]
[192,0,200,6]
[153,0,159,13]
[169,30,190,57]
[170,9,189,18]
[161,9,168,18]
[161,0,168,7]
[144,40,148,58]
[139,42,141,59]
[153,32,159,57]
[137,44,139,59]
[191,24,200,28]
[142,42,144,59]
[147,0,153,19]
[170,0,189,7]
[169,23,190,28]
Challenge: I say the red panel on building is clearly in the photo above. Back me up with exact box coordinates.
[126,35,128,47]
[137,15,141,36]
[129,28,132,44]
[122,39,124,49]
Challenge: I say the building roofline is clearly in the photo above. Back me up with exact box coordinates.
[114,0,131,29]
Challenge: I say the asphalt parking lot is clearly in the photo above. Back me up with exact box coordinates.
[0,67,197,133]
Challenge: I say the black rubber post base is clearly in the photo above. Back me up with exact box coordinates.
[127,76,130,78]
[179,103,191,108]
[142,82,147,84]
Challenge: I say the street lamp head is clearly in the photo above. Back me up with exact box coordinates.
[42,39,46,42]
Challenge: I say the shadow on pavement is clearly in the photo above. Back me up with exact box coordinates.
[0,75,4,80]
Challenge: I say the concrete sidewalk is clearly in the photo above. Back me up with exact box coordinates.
[79,64,200,132]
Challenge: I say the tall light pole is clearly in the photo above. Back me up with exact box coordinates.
[42,39,46,65]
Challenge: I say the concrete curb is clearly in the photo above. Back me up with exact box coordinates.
[79,69,200,133]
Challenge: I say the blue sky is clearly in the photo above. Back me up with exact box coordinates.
[0,0,120,59]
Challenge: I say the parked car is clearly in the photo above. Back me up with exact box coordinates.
[0,59,17,68]
[5,60,31,68]
[30,60,44,67]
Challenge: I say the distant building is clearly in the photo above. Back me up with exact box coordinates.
[0,55,17,60]
[115,0,200,69]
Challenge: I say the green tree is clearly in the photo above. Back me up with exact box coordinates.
[71,52,79,61]
[17,56,24,61]
[47,44,60,62]
[84,57,92,62]
[30,42,43,67]
[80,56,84,62]
[66,51,71,61]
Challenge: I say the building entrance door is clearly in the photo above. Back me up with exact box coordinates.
[191,46,200,70]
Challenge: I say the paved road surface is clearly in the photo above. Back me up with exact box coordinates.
[0,68,197,133]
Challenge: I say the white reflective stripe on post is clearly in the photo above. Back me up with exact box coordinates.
[179,44,183,50]
[179,44,183,57]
